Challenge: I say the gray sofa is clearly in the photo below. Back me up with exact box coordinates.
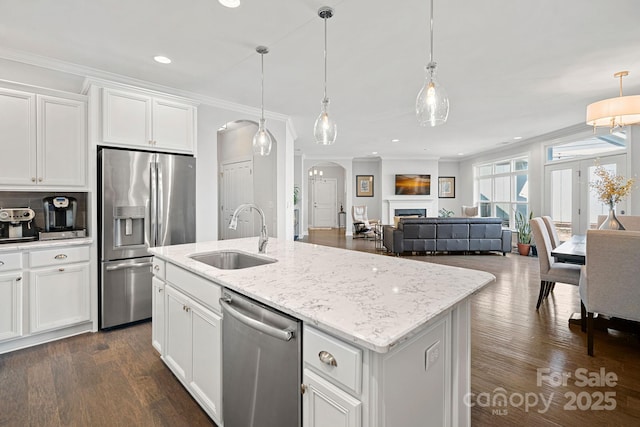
[383,217,512,255]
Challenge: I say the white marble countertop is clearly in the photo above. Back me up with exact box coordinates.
[0,237,93,252]
[150,237,495,353]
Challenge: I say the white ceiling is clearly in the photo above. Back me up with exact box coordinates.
[2,0,640,160]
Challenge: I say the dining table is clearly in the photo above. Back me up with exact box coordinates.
[551,234,585,265]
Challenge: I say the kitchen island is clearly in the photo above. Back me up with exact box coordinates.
[149,237,495,427]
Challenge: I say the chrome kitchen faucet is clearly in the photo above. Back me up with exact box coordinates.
[228,203,268,254]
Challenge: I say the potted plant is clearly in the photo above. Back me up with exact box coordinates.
[515,211,533,256]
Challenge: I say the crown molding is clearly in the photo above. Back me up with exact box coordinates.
[0,46,294,125]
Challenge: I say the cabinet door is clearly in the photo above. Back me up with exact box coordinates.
[0,88,37,185]
[102,88,152,147]
[0,272,23,341]
[164,285,191,382]
[190,304,222,422]
[152,277,165,354]
[303,369,362,427]
[152,98,194,153]
[36,95,86,187]
[29,263,90,333]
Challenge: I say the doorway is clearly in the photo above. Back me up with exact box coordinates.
[220,160,254,239]
[545,154,627,237]
[311,178,337,228]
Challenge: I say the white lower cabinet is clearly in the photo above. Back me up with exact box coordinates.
[29,262,90,333]
[303,368,362,427]
[0,271,23,341]
[151,277,165,354]
[164,284,222,424]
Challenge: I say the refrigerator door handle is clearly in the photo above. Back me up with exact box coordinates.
[150,160,158,247]
[157,160,163,245]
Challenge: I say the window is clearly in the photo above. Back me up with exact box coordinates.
[546,131,626,162]
[474,156,529,228]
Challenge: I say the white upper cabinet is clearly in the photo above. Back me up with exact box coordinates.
[37,95,87,187]
[0,88,37,186]
[102,87,195,154]
[0,87,86,188]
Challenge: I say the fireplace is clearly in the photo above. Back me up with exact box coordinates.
[395,209,427,217]
[385,197,435,223]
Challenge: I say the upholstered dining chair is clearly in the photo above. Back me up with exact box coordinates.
[530,218,581,310]
[579,229,640,356]
[541,216,561,249]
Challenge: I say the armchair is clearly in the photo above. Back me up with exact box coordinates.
[352,205,379,238]
[579,229,640,356]
[461,206,478,217]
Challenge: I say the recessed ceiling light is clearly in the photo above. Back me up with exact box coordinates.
[154,55,172,64]
[457,152,464,156]
[513,136,523,140]
[372,151,378,155]
[391,139,400,142]
[218,0,240,8]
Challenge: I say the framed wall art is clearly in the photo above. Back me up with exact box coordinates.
[356,175,374,197]
[438,176,455,198]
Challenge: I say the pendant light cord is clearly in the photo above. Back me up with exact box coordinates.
[260,52,265,120]
[323,15,328,101]
[429,0,434,64]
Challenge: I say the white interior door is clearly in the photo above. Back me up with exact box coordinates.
[545,154,626,237]
[312,178,337,228]
[221,160,254,239]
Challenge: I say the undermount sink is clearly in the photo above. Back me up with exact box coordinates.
[189,250,277,270]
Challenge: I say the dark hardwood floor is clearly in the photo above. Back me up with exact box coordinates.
[1,229,638,426]
[0,322,214,427]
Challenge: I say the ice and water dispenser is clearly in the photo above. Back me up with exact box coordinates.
[113,205,146,248]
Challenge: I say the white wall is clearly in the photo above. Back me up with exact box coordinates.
[352,159,382,221]
[380,158,439,224]
[437,161,460,216]
[194,105,288,242]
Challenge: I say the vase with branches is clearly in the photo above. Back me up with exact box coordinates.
[590,165,635,230]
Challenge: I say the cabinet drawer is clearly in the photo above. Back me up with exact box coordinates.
[152,258,166,280]
[166,263,221,313]
[0,252,22,271]
[304,326,362,395]
[29,246,90,268]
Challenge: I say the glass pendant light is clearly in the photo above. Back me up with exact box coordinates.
[416,0,449,127]
[253,46,272,156]
[314,6,337,145]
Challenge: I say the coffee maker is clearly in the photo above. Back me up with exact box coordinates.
[43,196,77,231]
[0,208,37,242]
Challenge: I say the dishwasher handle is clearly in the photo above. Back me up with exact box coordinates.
[220,297,295,342]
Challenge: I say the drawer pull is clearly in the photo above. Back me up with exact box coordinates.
[59,268,65,272]
[318,350,338,367]
[54,254,68,260]
[0,261,4,266]
[16,276,22,281]
[154,265,160,270]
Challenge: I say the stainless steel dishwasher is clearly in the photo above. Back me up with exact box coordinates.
[220,289,301,427]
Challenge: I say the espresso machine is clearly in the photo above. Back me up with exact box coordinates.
[40,196,86,240]
[0,208,37,243]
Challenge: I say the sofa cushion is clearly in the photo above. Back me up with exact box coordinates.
[470,223,503,239]
[402,223,436,239]
[437,223,469,239]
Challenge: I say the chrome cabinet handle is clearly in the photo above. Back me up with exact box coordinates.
[16,276,22,281]
[31,177,36,182]
[54,254,68,260]
[318,351,338,367]
[58,268,65,272]
[0,261,4,266]
[153,265,160,270]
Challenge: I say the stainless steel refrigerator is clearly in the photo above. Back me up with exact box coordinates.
[98,147,196,329]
